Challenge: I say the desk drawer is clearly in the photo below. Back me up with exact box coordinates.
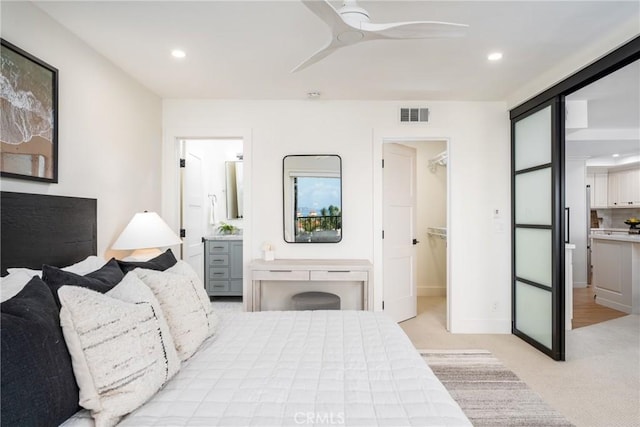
[208,254,229,266]
[208,241,229,253]
[253,270,310,281]
[209,267,229,280]
[310,270,368,281]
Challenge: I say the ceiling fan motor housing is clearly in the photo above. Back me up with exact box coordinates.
[339,2,371,26]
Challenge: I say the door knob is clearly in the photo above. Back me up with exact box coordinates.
[413,238,419,245]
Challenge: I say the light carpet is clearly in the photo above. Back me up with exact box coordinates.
[420,349,574,427]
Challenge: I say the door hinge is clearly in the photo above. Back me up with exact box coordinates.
[382,301,385,310]
[180,229,186,238]
[382,230,385,239]
[180,158,186,168]
[382,159,385,168]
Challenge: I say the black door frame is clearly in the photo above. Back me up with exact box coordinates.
[509,36,640,360]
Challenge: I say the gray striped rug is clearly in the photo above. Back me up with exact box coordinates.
[420,350,574,426]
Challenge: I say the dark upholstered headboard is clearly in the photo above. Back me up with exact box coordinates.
[1,192,97,275]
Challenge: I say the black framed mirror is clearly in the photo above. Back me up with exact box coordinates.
[283,155,342,243]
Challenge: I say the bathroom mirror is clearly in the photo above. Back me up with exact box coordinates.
[225,161,243,219]
[283,155,342,243]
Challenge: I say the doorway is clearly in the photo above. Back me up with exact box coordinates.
[564,59,639,329]
[180,138,244,302]
[382,139,449,327]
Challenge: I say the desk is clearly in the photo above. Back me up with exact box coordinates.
[250,259,373,311]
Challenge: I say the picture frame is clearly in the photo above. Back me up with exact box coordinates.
[1,38,58,183]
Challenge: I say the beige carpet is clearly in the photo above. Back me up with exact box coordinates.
[421,349,573,426]
[402,297,640,427]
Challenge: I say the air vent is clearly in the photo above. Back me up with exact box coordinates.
[400,107,429,123]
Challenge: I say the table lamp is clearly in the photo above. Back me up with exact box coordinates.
[112,211,182,260]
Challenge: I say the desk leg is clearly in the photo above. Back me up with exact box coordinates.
[252,280,261,312]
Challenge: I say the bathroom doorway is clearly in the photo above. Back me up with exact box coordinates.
[180,138,244,301]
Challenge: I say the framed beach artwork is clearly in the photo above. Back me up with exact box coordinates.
[1,39,58,183]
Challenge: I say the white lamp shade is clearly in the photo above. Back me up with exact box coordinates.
[112,212,182,250]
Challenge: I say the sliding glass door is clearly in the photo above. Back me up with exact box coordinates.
[511,99,565,361]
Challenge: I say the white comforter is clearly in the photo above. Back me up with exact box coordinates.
[64,311,470,426]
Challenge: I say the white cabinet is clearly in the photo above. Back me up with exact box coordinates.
[608,168,640,207]
[593,172,609,208]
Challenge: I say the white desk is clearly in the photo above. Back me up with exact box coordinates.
[250,259,373,311]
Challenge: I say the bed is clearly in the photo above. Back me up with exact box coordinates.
[1,192,470,427]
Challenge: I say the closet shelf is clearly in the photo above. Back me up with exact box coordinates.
[427,227,447,240]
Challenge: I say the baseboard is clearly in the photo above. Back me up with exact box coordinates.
[449,317,511,334]
[418,286,446,297]
[573,282,588,288]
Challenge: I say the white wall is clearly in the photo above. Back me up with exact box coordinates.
[1,2,163,259]
[163,100,511,333]
[566,158,588,286]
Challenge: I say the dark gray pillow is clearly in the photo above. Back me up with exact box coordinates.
[42,258,124,307]
[117,249,178,274]
[1,276,80,426]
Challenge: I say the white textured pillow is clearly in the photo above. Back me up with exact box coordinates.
[0,271,34,302]
[58,273,180,427]
[135,261,217,360]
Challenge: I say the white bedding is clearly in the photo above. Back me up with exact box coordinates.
[63,310,470,426]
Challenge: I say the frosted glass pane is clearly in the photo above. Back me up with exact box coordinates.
[515,168,552,225]
[515,106,551,171]
[515,281,552,349]
[516,228,552,287]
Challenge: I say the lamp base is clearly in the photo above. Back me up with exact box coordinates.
[122,248,163,262]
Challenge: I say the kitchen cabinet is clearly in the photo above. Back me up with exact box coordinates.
[587,171,609,208]
[205,239,243,296]
[608,168,640,207]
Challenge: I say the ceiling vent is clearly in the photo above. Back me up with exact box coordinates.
[400,107,429,123]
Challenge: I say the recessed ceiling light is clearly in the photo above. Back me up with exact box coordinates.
[612,153,620,157]
[171,49,186,59]
[488,52,503,61]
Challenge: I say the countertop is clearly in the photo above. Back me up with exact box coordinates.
[590,233,640,243]
[204,234,243,241]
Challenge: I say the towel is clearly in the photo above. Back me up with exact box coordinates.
[209,196,217,226]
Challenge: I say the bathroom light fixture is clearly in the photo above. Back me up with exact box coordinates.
[171,49,186,59]
[612,153,620,157]
[112,211,182,260]
[487,52,503,61]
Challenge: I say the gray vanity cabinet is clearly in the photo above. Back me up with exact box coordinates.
[205,239,243,296]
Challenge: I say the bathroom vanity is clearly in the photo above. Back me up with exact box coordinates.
[204,237,243,297]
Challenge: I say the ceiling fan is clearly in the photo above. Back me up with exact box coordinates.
[292,0,468,72]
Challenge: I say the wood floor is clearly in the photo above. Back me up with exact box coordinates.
[572,286,627,329]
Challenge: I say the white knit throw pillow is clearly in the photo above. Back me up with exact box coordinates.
[135,261,218,360]
[58,273,180,427]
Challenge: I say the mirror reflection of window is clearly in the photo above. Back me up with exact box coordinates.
[283,155,342,243]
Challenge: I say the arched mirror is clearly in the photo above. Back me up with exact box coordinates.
[283,155,342,243]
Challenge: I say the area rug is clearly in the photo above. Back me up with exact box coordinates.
[419,350,574,426]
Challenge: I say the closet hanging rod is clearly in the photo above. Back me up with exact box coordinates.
[428,151,447,172]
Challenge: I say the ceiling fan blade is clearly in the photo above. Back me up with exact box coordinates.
[291,40,340,73]
[361,21,469,39]
[301,0,347,30]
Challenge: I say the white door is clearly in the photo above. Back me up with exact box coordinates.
[383,143,418,322]
[182,143,205,283]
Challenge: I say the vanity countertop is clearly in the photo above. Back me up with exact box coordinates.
[204,234,243,241]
